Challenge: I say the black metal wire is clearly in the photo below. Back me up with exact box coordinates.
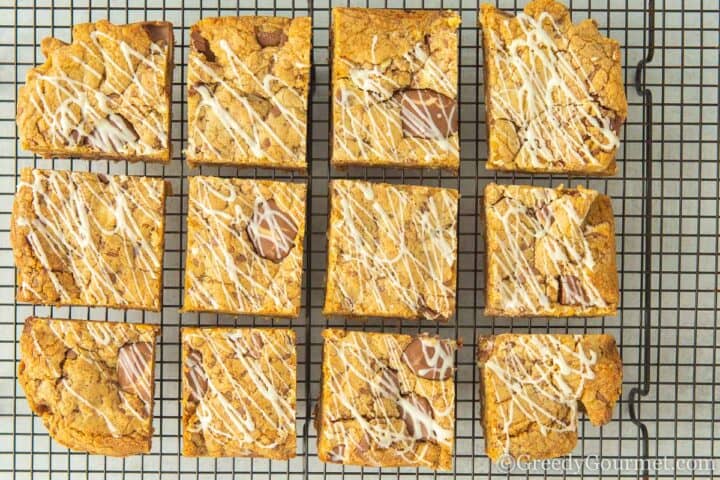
[2,0,719,479]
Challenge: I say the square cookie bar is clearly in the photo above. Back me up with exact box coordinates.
[477,334,622,461]
[182,327,296,458]
[11,168,169,311]
[183,176,306,317]
[480,0,627,174]
[323,180,459,321]
[317,329,457,470]
[18,317,159,456]
[484,183,619,317]
[17,20,174,163]
[331,8,461,171]
[186,16,311,170]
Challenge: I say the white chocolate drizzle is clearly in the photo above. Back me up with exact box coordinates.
[186,36,309,167]
[481,335,598,456]
[14,169,164,309]
[487,185,609,314]
[334,41,459,166]
[184,177,305,314]
[184,329,295,454]
[320,330,455,468]
[326,180,458,319]
[22,26,170,156]
[486,10,619,169]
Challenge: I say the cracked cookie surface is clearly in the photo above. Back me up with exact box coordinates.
[183,176,306,317]
[11,168,169,310]
[18,317,159,456]
[186,16,311,170]
[181,327,296,458]
[480,0,627,174]
[477,333,622,461]
[316,329,457,470]
[323,180,459,321]
[17,20,173,163]
[484,183,618,317]
[331,8,461,171]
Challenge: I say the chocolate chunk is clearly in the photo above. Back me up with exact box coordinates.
[396,89,458,138]
[327,444,345,463]
[141,22,171,46]
[535,203,555,227]
[246,198,298,263]
[255,27,287,48]
[559,275,590,305]
[402,335,454,381]
[86,114,139,153]
[117,342,154,405]
[190,29,216,62]
[417,295,446,321]
[185,348,208,402]
[97,173,110,185]
[230,331,266,359]
[400,393,434,440]
[375,368,401,397]
[66,349,78,360]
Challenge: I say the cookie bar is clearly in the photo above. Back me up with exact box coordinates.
[323,180,459,321]
[11,168,169,311]
[477,333,622,461]
[18,317,159,456]
[186,16,311,170]
[316,329,457,470]
[480,0,627,174]
[183,176,306,317]
[182,327,296,458]
[17,20,174,163]
[484,183,618,317]
[331,8,461,171]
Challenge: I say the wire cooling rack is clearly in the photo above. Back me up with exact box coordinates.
[0,0,717,478]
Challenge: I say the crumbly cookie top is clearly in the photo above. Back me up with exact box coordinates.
[19,318,157,450]
[13,168,165,309]
[182,328,296,456]
[184,176,305,314]
[485,183,617,315]
[477,334,621,460]
[321,329,456,469]
[17,20,172,158]
[481,0,626,172]
[332,8,460,167]
[186,16,311,168]
[326,180,458,320]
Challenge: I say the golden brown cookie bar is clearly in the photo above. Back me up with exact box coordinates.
[18,317,159,456]
[186,16,311,170]
[17,20,174,163]
[480,0,627,175]
[484,183,618,317]
[183,176,306,317]
[331,8,461,171]
[316,329,457,470]
[477,334,622,461]
[323,180,459,321]
[181,327,296,458]
[11,168,169,311]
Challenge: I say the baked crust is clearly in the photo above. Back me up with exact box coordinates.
[316,329,457,470]
[186,16,311,170]
[11,168,168,311]
[484,183,619,317]
[18,317,159,456]
[323,180,459,321]
[17,20,174,163]
[183,176,306,317]
[477,333,622,461]
[480,0,627,174]
[331,8,461,171]
[181,327,296,458]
